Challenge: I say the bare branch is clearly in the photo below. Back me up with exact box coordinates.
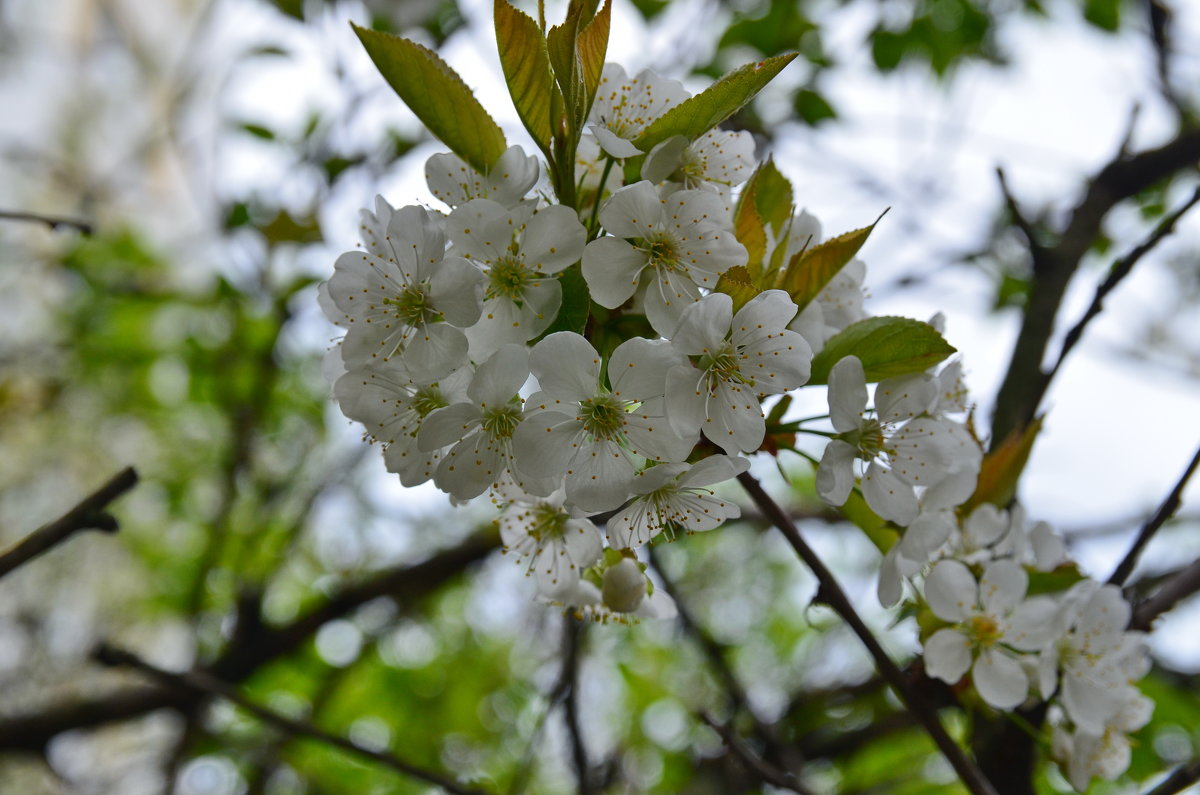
[701,714,813,795]
[990,125,1200,447]
[737,473,998,795]
[0,209,93,234]
[0,467,138,580]
[562,618,592,795]
[1143,758,1200,795]
[0,530,498,752]
[1131,557,1200,632]
[93,644,488,795]
[1047,186,1200,387]
[1109,444,1200,586]
[995,168,1047,269]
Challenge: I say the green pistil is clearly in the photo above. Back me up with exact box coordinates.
[840,417,887,458]
[642,235,680,272]
[412,387,447,419]
[579,395,625,441]
[698,345,751,387]
[384,285,438,325]
[480,404,523,440]
[527,502,569,542]
[487,255,534,301]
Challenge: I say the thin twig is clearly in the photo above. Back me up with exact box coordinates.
[737,473,998,795]
[0,467,138,579]
[701,713,812,795]
[562,618,592,795]
[1048,186,1200,386]
[93,644,488,795]
[1143,758,1200,795]
[1131,557,1200,631]
[1109,444,1200,586]
[0,209,93,234]
[995,168,1045,270]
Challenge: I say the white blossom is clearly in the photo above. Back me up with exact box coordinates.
[497,487,603,597]
[512,332,693,512]
[642,130,756,195]
[1051,689,1153,791]
[815,356,964,526]
[583,181,746,335]
[554,555,678,622]
[323,205,484,380]
[922,558,1058,709]
[334,363,470,487]
[588,64,689,159]
[417,345,550,500]
[665,291,811,455]
[446,199,586,359]
[606,455,748,549]
[425,145,539,209]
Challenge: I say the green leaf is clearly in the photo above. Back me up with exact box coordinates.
[808,316,956,385]
[576,0,612,121]
[547,9,585,136]
[352,24,506,175]
[238,122,276,141]
[962,418,1041,513]
[495,0,557,153]
[714,265,761,313]
[776,213,882,312]
[633,53,798,152]
[1083,0,1121,31]
[750,159,793,237]
[539,265,590,337]
[841,490,899,554]
[734,186,767,282]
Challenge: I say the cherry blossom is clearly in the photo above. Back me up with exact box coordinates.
[583,181,747,335]
[497,486,603,598]
[425,145,539,209]
[588,64,688,159]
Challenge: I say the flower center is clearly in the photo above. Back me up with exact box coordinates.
[579,395,626,441]
[697,344,751,390]
[966,614,1002,648]
[480,404,523,440]
[526,502,569,542]
[412,386,448,419]
[642,234,681,272]
[487,255,534,301]
[385,284,439,326]
[843,417,887,458]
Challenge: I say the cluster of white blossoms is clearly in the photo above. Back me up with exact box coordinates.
[322,57,1151,787]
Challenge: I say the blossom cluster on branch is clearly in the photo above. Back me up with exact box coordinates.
[322,13,1155,786]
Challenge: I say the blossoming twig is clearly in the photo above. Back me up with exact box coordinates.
[1109,443,1200,587]
[736,472,999,795]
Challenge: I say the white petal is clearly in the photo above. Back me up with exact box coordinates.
[598,180,663,239]
[827,356,867,433]
[704,380,764,455]
[924,628,972,684]
[874,373,937,423]
[565,440,636,512]
[1006,596,1060,651]
[511,411,582,479]
[731,290,799,344]
[468,344,530,406]
[609,337,683,400]
[418,403,481,452]
[680,455,750,488]
[529,332,600,403]
[523,205,587,273]
[581,236,646,308]
[924,558,977,623]
[861,462,918,526]
[898,510,954,561]
[592,125,643,158]
[664,364,706,439]
[670,293,731,354]
[815,440,856,506]
[403,324,470,383]
[979,559,1028,615]
[428,256,485,327]
[445,199,511,263]
[973,649,1029,709]
[964,503,1009,548]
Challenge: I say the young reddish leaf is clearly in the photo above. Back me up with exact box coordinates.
[751,158,793,237]
[576,0,612,121]
[633,53,798,152]
[807,316,956,385]
[714,265,761,313]
[495,0,557,153]
[961,418,1043,514]
[734,182,768,282]
[776,212,883,312]
[353,24,506,174]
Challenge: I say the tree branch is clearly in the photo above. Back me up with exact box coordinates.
[562,618,592,795]
[0,467,138,580]
[737,473,998,795]
[1047,186,1200,388]
[0,530,498,752]
[700,714,813,795]
[1131,557,1200,632]
[1143,758,1200,795]
[93,644,488,795]
[0,209,93,234]
[990,126,1200,447]
[1109,444,1200,586]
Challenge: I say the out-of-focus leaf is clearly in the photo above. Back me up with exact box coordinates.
[842,489,899,554]
[259,210,323,246]
[633,53,798,152]
[750,158,793,237]
[777,214,880,312]
[352,24,506,174]
[495,0,556,152]
[808,316,956,385]
[1084,0,1121,31]
[238,122,275,141]
[576,0,611,121]
[793,88,836,125]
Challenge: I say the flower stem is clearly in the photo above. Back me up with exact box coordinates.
[587,156,617,240]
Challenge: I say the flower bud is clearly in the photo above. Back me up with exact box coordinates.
[601,558,646,613]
